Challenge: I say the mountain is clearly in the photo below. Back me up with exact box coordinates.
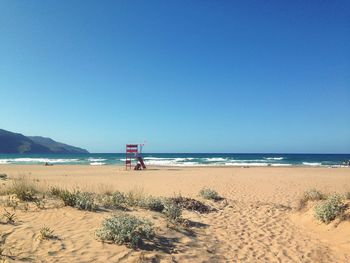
[0,129,89,154]
[28,136,89,154]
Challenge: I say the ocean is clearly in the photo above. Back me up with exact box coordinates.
[0,153,349,167]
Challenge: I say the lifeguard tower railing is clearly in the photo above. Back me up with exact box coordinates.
[126,144,138,170]
[125,144,146,170]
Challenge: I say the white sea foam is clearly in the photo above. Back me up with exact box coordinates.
[143,159,293,167]
[223,162,291,167]
[204,157,227,162]
[264,157,284,160]
[88,158,107,162]
[173,158,196,161]
[122,157,196,165]
[270,163,292,167]
[0,155,336,167]
[224,162,269,166]
[1,158,80,164]
[144,159,203,166]
[143,157,173,160]
[174,162,203,166]
[222,159,272,163]
[90,162,106,166]
[143,160,177,166]
[144,157,293,167]
[302,162,322,166]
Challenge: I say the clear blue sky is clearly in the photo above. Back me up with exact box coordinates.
[1,1,349,153]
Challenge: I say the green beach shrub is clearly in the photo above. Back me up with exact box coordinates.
[139,196,164,212]
[297,188,326,210]
[314,194,346,224]
[163,200,182,222]
[99,194,113,209]
[101,191,165,212]
[0,174,7,180]
[96,213,154,248]
[58,190,77,207]
[304,189,326,201]
[111,191,127,207]
[34,197,46,209]
[99,191,127,209]
[74,191,97,211]
[99,195,113,208]
[49,186,63,197]
[56,189,97,211]
[199,188,221,201]
[125,188,145,207]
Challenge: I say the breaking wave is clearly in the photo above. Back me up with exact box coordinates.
[90,162,106,166]
[204,157,227,162]
[264,157,284,160]
[302,162,322,166]
[88,158,107,162]
[224,162,291,167]
[0,154,346,167]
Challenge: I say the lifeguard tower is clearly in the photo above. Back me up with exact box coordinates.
[125,144,146,170]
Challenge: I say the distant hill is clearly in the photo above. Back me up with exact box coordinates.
[0,129,89,154]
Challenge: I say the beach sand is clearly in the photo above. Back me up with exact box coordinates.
[0,165,349,262]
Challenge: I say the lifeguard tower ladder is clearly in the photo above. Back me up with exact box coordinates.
[125,144,146,170]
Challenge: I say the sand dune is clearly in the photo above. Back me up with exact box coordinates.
[0,166,349,262]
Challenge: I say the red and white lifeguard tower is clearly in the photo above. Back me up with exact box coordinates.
[125,144,146,170]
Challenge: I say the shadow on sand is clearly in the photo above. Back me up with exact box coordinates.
[140,219,209,253]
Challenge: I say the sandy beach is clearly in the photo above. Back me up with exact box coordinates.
[2,0,349,262]
[1,165,350,262]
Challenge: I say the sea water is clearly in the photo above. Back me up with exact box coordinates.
[0,153,349,167]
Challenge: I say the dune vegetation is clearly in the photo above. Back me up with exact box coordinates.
[0,167,349,262]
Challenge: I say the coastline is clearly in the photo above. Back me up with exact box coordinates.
[1,153,349,167]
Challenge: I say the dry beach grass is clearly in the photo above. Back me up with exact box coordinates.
[0,165,350,262]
